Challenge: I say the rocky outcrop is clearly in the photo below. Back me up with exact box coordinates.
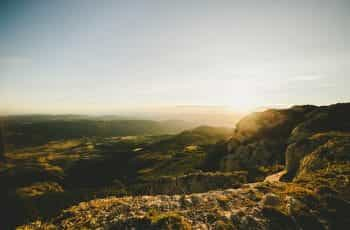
[222,103,350,176]
[221,106,316,172]
[285,132,348,175]
[296,133,350,178]
[285,140,316,173]
[285,103,350,176]
[221,139,283,171]
[131,171,247,195]
[20,177,350,230]
[15,183,272,229]
[289,103,350,143]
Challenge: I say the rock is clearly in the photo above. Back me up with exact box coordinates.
[237,215,264,230]
[262,207,297,230]
[221,138,286,172]
[132,171,247,195]
[261,193,281,207]
[191,194,202,206]
[180,195,192,207]
[285,196,304,215]
[152,214,192,230]
[220,154,241,171]
[212,220,235,230]
[285,139,317,174]
[227,138,240,153]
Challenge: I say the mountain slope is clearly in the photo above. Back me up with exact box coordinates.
[17,103,350,229]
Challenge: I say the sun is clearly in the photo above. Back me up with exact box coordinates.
[227,84,262,113]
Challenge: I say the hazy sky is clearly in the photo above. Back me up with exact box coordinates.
[1,0,349,114]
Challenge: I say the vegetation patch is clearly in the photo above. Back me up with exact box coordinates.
[16,182,64,198]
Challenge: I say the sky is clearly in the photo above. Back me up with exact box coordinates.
[1,0,350,114]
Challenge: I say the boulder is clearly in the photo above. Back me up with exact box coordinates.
[261,193,281,207]
[285,140,315,173]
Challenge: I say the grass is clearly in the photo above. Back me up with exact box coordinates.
[1,131,232,228]
[147,211,191,230]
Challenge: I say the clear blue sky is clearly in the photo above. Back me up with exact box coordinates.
[1,0,349,114]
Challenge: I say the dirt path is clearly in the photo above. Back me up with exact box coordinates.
[264,170,287,182]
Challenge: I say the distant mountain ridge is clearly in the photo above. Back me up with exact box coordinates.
[0,118,197,151]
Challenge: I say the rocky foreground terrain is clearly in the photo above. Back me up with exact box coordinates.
[19,164,350,229]
[18,103,350,229]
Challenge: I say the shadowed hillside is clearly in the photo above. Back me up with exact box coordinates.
[0,123,233,228]
[0,117,197,152]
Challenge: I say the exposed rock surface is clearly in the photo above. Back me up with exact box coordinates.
[222,105,316,171]
[285,103,350,176]
[222,103,350,176]
[285,140,315,173]
[131,171,247,195]
[20,171,350,230]
[296,133,350,178]
[14,182,290,229]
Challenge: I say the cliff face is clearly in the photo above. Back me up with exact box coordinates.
[221,103,350,175]
[19,103,350,229]
[286,103,350,176]
[221,106,315,172]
